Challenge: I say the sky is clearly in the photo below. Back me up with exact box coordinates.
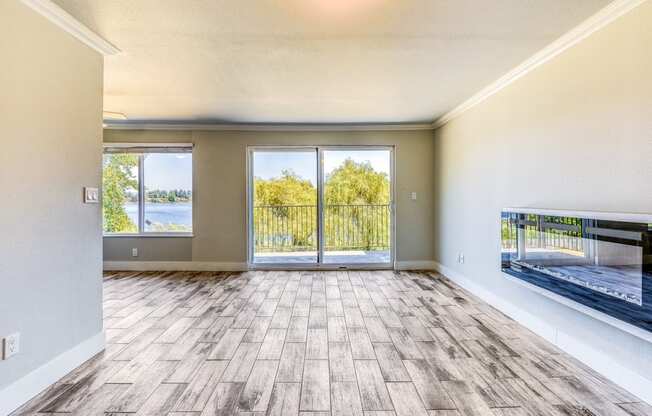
[144,153,193,190]
[253,150,390,184]
[135,150,389,190]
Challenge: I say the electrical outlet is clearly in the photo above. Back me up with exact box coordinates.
[132,248,138,257]
[410,192,417,201]
[2,333,20,360]
[457,252,465,264]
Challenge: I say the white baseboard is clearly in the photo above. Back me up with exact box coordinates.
[432,261,652,405]
[0,330,105,416]
[394,260,437,270]
[105,260,435,272]
[103,261,248,272]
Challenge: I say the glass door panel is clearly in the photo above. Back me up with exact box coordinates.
[321,149,392,264]
[251,149,318,264]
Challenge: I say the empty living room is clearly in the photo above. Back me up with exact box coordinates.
[2,0,652,415]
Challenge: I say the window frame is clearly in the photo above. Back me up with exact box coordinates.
[103,143,194,238]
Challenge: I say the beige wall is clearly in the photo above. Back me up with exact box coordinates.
[433,2,652,401]
[0,0,103,401]
[103,129,435,265]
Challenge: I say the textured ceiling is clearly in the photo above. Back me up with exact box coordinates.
[55,0,611,124]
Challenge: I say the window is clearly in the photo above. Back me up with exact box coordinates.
[103,144,193,235]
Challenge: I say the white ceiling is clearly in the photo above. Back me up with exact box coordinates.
[54,0,611,124]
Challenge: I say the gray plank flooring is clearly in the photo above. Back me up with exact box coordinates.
[11,270,651,416]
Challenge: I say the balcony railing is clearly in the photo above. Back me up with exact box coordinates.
[501,214,585,253]
[253,204,391,253]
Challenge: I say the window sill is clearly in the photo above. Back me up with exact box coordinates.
[103,233,194,238]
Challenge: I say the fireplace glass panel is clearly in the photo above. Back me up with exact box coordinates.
[501,211,652,333]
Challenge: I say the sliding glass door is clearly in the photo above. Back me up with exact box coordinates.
[322,148,392,264]
[250,148,318,265]
[248,146,393,268]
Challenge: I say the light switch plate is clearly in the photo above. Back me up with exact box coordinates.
[84,187,99,204]
[410,192,417,201]
[2,333,20,360]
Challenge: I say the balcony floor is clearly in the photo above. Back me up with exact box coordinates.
[253,249,391,264]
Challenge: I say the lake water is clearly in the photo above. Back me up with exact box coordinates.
[125,203,192,230]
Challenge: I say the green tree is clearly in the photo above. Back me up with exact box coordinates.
[323,158,390,250]
[324,158,389,204]
[254,169,316,206]
[102,154,138,232]
[252,161,391,252]
[253,170,317,250]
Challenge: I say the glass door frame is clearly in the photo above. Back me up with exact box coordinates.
[247,145,395,270]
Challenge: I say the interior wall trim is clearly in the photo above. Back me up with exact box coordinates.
[102,121,434,132]
[394,260,437,270]
[432,261,652,405]
[103,260,437,272]
[431,0,648,129]
[103,261,249,272]
[20,0,119,56]
[0,331,105,416]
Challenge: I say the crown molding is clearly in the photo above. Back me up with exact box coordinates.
[21,0,119,56]
[103,121,434,132]
[432,0,647,129]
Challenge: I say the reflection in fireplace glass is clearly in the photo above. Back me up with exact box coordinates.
[501,213,643,305]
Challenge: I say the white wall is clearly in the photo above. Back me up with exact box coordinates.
[0,2,104,413]
[433,1,652,403]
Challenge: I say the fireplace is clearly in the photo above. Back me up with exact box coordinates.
[501,208,652,335]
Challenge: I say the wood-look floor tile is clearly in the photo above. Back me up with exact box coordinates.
[328,316,349,342]
[306,328,329,359]
[331,381,364,416]
[266,382,301,416]
[258,328,287,359]
[329,342,357,383]
[354,360,393,411]
[135,382,187,416]
[345,307,366,328]
[270,307,292,328]
[157,317,197,343]
[174,360,229,411]
[238,360,279,411]
[12,270,643,416]
[200,382,244,416]
[349,327,375,357]
[300,360,331,412]
[364,316,392,343]
[106,360,178,413]
[388,328,424,360]
[208,328,247,359]
[309,307,328,329]
[243,317,272,343]
[373,343,410,382]
[221,343,261,382]
[277,342,306,383]
[287,316,309,342]
[441,380,493,416]
[386,382,429,416]
[166,342,213,383]
[403,360,456,410]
